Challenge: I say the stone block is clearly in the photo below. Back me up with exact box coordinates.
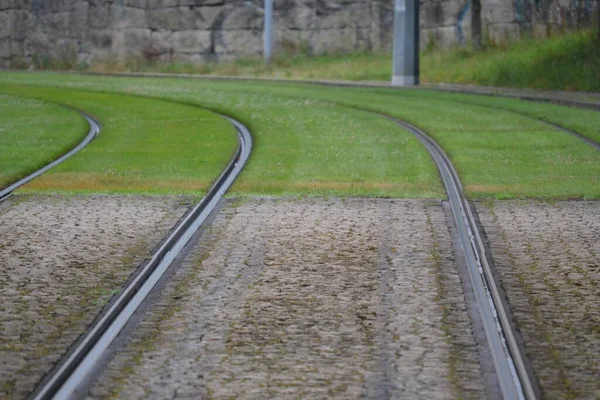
[89,29,114,49]
[170,30,212,53]
[113,6,147,29]
[219,4,263,30]
[146,6,221,30]
[487,22,521,44]
[39,11,88,39]
[0,10,11,39]
[110,28,152,57]
[422,25,460,48]
[214,29,261,56]
[309,28,358,54]
[149,29,174,51]
[88,3,113,29]
[121,0,147,9]
[0,38,10,57]
[278,3,316,30]
[0,0,17,11]
[483,0,515,24]
[147,0,225,8]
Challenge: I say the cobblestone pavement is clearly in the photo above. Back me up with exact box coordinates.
[477,200,600,400]
[90,198,486,399]
[0,194,192,399]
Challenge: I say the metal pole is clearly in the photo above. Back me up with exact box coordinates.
[392,0,419,86]
[264,0,273,65]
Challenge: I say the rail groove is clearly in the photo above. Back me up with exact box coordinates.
[15,77,565,399]
[0,114,100,202]
[389,116,537,400]
[31,116,252,400]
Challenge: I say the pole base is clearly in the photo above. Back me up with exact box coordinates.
[392,75,418,86]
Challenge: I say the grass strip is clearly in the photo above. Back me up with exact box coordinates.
[0,94,87,188]
[227,81,600,199]
[0,85,238,194]
[0,80,443,198]
[1,73,599,199]
[388,88,600,145]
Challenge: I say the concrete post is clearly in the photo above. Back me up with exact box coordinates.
[264,0,273,65]
[392,0,420,86]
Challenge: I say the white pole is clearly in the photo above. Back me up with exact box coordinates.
[392,0,419,86]
[264,0,273,65]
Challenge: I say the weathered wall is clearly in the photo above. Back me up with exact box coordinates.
[0,0,396,67]
[423,0,599,49]
[0,0,597,68]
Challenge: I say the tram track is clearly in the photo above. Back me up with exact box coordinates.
[385,115,537,400]
[31,106,534,399]
[85,72,600,150]
[4,77,588,398]
[0,113,100,203]
[31,115,252,400]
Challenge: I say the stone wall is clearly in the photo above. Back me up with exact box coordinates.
[0,0,597,68]
[423,0,599,49]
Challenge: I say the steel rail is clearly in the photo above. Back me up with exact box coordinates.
[0,114,100,202]
[388,116,537,400]
[114,72,600,149]
[58,72,600,153]
[31,116,252,400]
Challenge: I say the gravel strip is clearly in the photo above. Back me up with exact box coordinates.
[476,200,600,400]
[89,198,485,399]
[0,194,193,399]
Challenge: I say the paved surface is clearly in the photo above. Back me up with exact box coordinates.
[0,194,192,399]
[477,200,600,400]
[89,198,486,399]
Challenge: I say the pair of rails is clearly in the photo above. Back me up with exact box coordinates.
[3,82,597,399]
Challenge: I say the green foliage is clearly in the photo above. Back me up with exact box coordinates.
[0,85,238,194]
[0,94,87,188]
[1,73,599,200]
[424,30,600,91]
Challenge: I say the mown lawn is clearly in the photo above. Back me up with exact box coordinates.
[0,82,443,197]
[0,94,87,188]
[0,85,238,194]
[1,73,598,199]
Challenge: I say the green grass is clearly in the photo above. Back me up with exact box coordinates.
[422,29,600,91]
[87,30,600,92]
[1,73,599,199]
[234,82,599,199]
[0,85,238,194]
[387,88,600,144]
[0,94,87,188]
[0,82,443,198]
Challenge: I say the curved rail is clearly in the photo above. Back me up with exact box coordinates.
[388,92,600,151]
[31,115,252,400]
[91,73,600,111]
[0,114,101,202]
[388,115,536,400]
[90,72,599,149]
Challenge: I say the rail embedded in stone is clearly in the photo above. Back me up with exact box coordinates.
[31,116,252,400]
[0,114,100,202]
[388,116,537,400]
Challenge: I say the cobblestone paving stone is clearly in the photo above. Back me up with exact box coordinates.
[477,201,600,400]
[0,194,192,399]
[89,198,485,399]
